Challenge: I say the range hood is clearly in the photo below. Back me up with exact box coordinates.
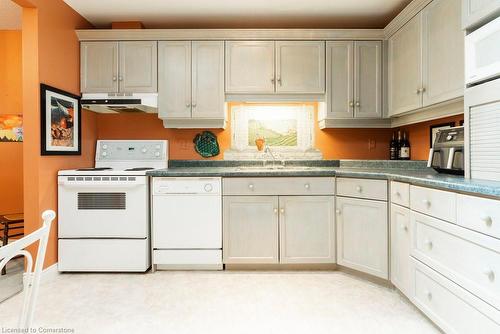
[81,93,158,113]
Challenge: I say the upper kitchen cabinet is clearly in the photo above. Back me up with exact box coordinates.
[118,41,158,93]
[388,13,423,116]
[388,0,463,117]
[81,42,119,93]
[225,41,275,94]
[225,41,325,94]
[320,41,382,122]
[158,41,225,128]
[275,41,325,93]
[462,0,500,30]
[80,41,157,94]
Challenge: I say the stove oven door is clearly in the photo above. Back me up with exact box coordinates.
[57,175,149,238]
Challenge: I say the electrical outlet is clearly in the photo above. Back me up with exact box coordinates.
[368,139,376,151]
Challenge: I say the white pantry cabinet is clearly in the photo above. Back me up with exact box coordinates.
[158,41,225,127]
[388,0,463,116]
[223,196,279,264]
[390,204,411,297]
[279,196,335,264]
[462,0,500,30]
[336,196,388,279]
[225,41,325,94]
[324,41,382,119]
[81,41,157,94]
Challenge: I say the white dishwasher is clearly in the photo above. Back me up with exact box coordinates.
[152,177,222,270]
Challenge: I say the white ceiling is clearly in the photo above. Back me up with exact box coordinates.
[0,0,22,30]
[63,0,412,29]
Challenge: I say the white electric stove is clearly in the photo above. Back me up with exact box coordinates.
[57,140,168,272]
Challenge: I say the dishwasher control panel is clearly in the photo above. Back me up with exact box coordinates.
[153,177,221,195]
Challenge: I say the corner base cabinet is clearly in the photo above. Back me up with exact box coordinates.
[336,196,388,279]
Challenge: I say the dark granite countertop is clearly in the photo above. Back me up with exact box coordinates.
[147,160,500,198]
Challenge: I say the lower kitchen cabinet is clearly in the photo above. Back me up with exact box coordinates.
[390,204,411,296]
[279,196,335,264]
[223,196,279,264]
[336,196,388,279]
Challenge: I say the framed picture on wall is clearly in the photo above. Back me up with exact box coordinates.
[40,84,81,155]
[429,122,455,148]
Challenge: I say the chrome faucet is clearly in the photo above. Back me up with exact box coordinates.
[263,146,285,168]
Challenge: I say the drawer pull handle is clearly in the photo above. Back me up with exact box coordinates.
[280,208,285,214]
[484,269,495,282]
[424,239,433,250]
[422,199,431,208]
[395,191,401,197]
[304,183,310,189]
[400,224,408,232]
[356,185,362,192]
[274,208,278,214]
[336,209,341,215]
[248,184,254,190]
[481,216,493,227]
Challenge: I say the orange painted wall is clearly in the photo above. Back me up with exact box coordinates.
[0,30,23,214]
[16,0,95,268]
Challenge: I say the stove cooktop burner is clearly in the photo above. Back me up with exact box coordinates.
[76,167,113,171]
[124,167,155,171]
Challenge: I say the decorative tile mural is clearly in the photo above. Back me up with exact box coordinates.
[0,115,23,142]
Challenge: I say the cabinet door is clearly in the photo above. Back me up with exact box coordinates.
[158,41,191,119]
[388,13,423,116]
[279,196,335,264]
[276,41,325,94]
[80,42,118,93]
[223,196,279,264]
[192,41,225,119]
[422,0,464,107]
[354,41,382,118]
[119,41,157,93]
[326,41,354,119]
[462,0,500,30]
[336,197,388,279]
[225,41,275,93]
[390,204,411,297]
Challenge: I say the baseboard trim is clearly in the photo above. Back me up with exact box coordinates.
[22,263,59,286]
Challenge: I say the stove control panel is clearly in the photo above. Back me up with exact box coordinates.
[96,140,168,162]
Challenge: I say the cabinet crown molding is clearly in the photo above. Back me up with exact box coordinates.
[384,0,433,38]
[76,29,385,41]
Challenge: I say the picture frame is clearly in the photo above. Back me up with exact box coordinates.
[40,84,81,155]
[430,122,455,148]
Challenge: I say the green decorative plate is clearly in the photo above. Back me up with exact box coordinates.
[193,131,220,158]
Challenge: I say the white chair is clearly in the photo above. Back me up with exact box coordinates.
[0,210,55,329]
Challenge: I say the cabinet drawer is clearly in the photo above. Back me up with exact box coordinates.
[411,211,500,310]
[223,177,335,196]
[336,178,387,201]
[410,185,456,222]
[412,259,500,334]
[458,194,500,240]
[391,181,410,207]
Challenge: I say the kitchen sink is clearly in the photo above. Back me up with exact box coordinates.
[235,165,316,171]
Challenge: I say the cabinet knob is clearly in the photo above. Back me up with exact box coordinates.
[112,76,117,81]
[395,191,401,197]
[421,87,426,93]
[424,239,433,250]
[422,199,431,208]
[400,224,408,232]
[304,183,310,189]
[271,78,275,84]
[280,208,285,214]
[416,88,421,94]
[483,269,495,282]
[355,101,360,107]
[192,103,197,108]
[186,103,191,108]
[248,184,254,190]
[336,209,341,215]
[481,215,493,227]
[425,290,432,301]
[277,77,282,86]
[356,185,362,192]
[118,76,123,81]
[349,101,354,107]
[274,208,278,214]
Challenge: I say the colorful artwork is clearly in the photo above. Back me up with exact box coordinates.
[41,84,81,155]
[0,115,23,142]
[248,119,297,147]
